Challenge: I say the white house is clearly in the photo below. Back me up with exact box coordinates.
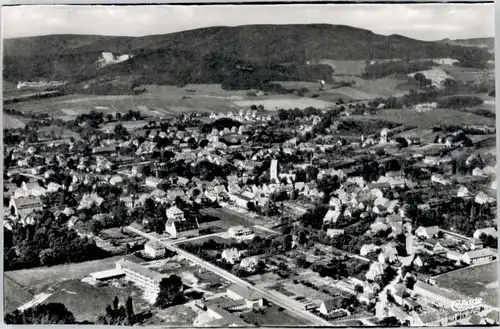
[240,256,260,272]
[457,186,469,198]
[145,177,163,188]
[227,226,255,240]
[473,227,498,240]
[144,240,166,258]
[431,174,449,185]
[323,209,341,224]
[463,248,496,265]
[222,248,241,264]
[472,168,485,177]
[365,262,385,281]
[166,206,184,221]
[415,226,440,239]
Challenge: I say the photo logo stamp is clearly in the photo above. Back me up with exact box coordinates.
[451,298,483,312]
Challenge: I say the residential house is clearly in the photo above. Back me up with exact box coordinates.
[378,245,398,264]
[166,206,184,221]
[365,262,384,281]
[472,168,485,177]
[227,226,255,241]
[323,209,341,224]
[319,299,349,316]
[475,191,495,204]
[469,238,484,250]
[240,256,260,272]
[326,229,345,238]
[222,248,241,264]
[446,251,463,262]
[431,174,450,185]
[415,226,440,239]
[164,217,199,239]
[9,196,43,219]
[226,284,264,309]
[473,227,498,240]
[360,244,381,256]
[457,186,469,198]
[463,248,496,265]
[388,284,407,305]
[144,240,166,258]
[14,181,47,198]
[145,177,163,189]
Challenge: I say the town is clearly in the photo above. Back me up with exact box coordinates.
[4,94,498,326]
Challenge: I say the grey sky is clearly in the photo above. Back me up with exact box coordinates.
[2,4,494,41]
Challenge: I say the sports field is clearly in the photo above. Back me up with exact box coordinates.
[433,261,498,307]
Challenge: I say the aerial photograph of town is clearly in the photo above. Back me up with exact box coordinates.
[1,2,498,327]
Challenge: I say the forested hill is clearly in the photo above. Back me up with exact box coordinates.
[4,24,494,84]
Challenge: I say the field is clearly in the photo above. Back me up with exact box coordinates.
[41,279,147,322]
[4,275,34,313]
[234,97,335,110]
[441,65,495,83]
[356,107,495,127]
[4,255,140,294]
[155,304,197,326]
[241,305,309,326]
[4,114,26,129]
[433,261,498,307]
[318,60,366,76]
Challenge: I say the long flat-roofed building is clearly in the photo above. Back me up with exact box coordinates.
[116,258,165,302]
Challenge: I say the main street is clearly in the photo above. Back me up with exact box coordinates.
[125,226,333,326]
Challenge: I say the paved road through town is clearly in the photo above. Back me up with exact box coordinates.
[125,226,333,326]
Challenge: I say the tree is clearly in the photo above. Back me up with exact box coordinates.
[5,303,76,324]
[380,316,401,327]
[155,275,184,308]
[354,284,364,294]
[114,123,129,140]
[113,296,119,310]
[106,114,113,122]
[125,297,134,319]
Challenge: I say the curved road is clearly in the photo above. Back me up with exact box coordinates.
[126,226,332,326]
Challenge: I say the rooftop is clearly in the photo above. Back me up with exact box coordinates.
[227,284,262,301]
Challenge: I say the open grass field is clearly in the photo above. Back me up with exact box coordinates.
[234,97,335,110]
[354,107,495,127]
[4,275,34,314]
[318,59,366,76]
[4,114,26,129]
[241,305,309,326]
[155,304,197,326]
[441,65,494,83]
[4,84,249,121]
[41,279,145,322]
[4,255,135,294]
[433,261,498,307]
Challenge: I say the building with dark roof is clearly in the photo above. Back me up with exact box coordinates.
[9,196,43,219]
[164,217,199,238]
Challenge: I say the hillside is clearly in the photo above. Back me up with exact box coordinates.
[439,37,494,52]
[4,24,494,86]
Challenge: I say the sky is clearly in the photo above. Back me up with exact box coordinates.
[2,4,494,41]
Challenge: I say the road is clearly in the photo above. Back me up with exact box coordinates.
[125,226,333,326]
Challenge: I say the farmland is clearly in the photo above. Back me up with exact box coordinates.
[433,261,498,307]
[234,97,335,110]
[4,275,34,313]
[4,114,26,129]
[352,107,495,127]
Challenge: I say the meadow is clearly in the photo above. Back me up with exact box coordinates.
[433,261,498,307]
[355,107,495,127]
